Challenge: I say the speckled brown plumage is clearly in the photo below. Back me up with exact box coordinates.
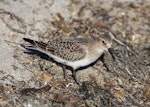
[36,39,86,61]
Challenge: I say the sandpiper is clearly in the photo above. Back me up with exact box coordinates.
[22,34,112,84]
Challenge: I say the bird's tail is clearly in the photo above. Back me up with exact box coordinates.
[22,38,47,50]
[23,38,36,45]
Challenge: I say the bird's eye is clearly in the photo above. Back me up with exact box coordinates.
[102,40,106,45]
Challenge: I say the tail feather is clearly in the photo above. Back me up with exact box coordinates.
[23,38,47,50]
[23,38,36,45]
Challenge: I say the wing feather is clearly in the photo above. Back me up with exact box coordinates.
[23,38,86,61]
[46,39,86,61]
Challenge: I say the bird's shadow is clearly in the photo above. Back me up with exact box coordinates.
[23,49,63,67]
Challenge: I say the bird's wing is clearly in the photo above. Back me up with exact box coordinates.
[23,38,86,61]
[46,39,86,61]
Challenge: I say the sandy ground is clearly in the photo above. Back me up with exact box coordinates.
[0,0,150,107]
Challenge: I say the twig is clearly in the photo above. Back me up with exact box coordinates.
[109,32,138,57]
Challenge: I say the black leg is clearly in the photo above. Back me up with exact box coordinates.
[72,70,80,85]
[101,54,110,72]
[62,65,68,82]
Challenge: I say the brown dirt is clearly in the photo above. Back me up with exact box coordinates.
[0,0,149,107]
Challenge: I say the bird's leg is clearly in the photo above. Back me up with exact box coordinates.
[72,70,80,85]
[100,53,110,72]
[62,65,68,82]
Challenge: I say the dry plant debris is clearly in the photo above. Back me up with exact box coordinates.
[0,0,149,107]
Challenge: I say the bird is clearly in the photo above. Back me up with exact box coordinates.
[22,34,112,84]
